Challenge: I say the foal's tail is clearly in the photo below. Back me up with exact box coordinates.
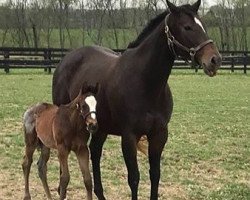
[137,135,148,156]
[23,107,36,135]
[23,103,49,135]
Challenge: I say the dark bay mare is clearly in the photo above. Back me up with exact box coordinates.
[52,0,221,199]
[22,83,99,200]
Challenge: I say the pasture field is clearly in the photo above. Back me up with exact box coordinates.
[0,27,250,50]
[0,69,249,200]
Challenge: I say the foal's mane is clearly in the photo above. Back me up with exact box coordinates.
[127,10,168,48]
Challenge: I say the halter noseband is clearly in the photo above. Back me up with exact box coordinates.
[83,111,96,121]
[164,14,213,67]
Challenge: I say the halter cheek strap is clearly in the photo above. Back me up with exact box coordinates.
[164,14,213,67]
[76,103,96,120]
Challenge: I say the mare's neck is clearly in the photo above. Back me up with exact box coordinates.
[136,21,175,93]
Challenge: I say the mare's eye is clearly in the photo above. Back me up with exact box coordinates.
[184,26,192,31]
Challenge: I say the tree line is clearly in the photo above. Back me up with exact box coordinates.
[0,0,249,50]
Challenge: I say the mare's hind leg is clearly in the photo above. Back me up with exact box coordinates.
[57,144,70,200]
[121,132,139,200]
[22,137,37,200]
[75,146,92,200]
[37,144,52,199]
[148,127,168,200]
[89,133,107,200]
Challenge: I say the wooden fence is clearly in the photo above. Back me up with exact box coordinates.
[0,47,249,74]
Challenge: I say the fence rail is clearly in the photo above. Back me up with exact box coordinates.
[0,47,249,74]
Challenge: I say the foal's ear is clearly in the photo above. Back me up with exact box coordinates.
[166,0,179,13]
[191,0,201,13]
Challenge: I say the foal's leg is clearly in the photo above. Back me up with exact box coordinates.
[57,144,70,200]
[57,166,62,195]
[37,144,52,199]
[148,127,168,200]
[75,146,92,200]
[121,132,139,200]
[89,133,107,200]
[22,142,36,200]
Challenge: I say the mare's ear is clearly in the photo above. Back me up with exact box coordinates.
[191,0,201,13]
[166,0,179,13]
[94,82,100,95]
[80,81,88,95]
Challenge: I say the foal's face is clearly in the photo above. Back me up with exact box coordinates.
[78,94,98,133]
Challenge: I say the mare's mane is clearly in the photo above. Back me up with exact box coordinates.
[127,4,197,49]
[127,10,168,48]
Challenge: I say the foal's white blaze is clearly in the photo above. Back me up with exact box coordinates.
[85,95,97,119]
[194,17,206,33]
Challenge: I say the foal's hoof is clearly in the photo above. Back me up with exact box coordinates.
[23,195,31,200]
[57,186,60,195]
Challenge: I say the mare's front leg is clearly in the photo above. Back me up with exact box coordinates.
[121,132,139,200]
[148,126,168,200]
[89,132,107,200]
[75,146,92,200]
[57,144,70,200]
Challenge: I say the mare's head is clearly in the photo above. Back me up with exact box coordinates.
[166,0,221,76]
[74,82,100,133]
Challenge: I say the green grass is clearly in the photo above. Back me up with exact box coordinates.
[0,27,250,50]
[0,69,249,199]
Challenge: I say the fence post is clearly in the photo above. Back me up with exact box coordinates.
[243,52,247,74]
[44,49,52,73]
[195,66,198,73]
[231,52,234,73]
[43,50,48,72]
[4,50,10,73]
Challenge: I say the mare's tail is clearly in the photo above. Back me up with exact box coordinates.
[137,135,148,156]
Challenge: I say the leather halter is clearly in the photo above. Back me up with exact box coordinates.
[164,14,213,67]
[76,103,96,121]
[83,111,96,121]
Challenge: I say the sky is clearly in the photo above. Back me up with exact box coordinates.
[0,0,218,7]
[206,0,217,7]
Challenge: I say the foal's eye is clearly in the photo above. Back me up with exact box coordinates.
[184,26,192,31]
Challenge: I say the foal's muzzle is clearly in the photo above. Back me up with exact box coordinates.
[87,122,98,133]
[84,111,98,133]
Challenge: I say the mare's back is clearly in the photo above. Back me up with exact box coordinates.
[52,46,119,105]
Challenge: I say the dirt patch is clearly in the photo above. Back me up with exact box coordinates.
[0,165,188,200]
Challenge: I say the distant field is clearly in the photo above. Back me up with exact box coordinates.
[0,28,138,49]
[0,69,249,199]
[0,27,249,49]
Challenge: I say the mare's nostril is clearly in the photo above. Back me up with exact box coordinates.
[211,55,222,66]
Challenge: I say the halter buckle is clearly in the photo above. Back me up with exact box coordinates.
[165,25,169,34]
[190,48,196,57]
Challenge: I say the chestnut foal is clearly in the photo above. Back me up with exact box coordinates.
[22,83,99,200]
